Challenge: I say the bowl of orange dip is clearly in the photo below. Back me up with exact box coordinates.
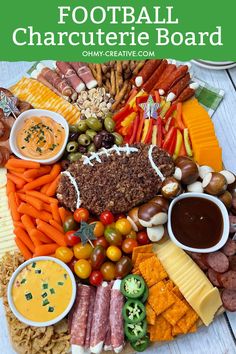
[10,109,69,164]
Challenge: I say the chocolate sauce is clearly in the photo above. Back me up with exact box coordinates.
[171,197,223,248]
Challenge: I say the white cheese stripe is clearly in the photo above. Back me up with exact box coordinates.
[148,145,165,181]
[61,171,81,209]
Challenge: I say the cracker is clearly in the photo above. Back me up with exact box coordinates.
[132,244,153,264]
[172,286,184,300]
[139,256,167,287]
[146,303,156,325]
[189,324,197,333]
[149,315,173,342]
[172,324,183,337]
[133,252,153,272]
[162,295,188,326]
[177,301,199,334]
[148,281,175,315]
[164,279,174,291]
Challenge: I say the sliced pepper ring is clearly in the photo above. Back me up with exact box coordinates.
[140,285,149,303]
[121,274,145,299]
[122,299,146,324]
[130,335,150,352]
[124,319,147,342]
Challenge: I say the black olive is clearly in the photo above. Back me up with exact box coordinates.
[101,133,115,149]
[93,134,103,149]
[61,159,70,170]
[77,145,87,154]
[69,132,79,141]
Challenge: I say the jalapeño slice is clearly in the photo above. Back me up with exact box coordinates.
[130,335,150,352]
[121,275,145,299]
[125,319,147,342]
[122,299,146,324]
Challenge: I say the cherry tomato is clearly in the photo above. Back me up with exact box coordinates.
[63,216,78,232]
[122,238,138,254]
[55,247,74,263]
[93,237,109,249]
[74,259,92,279]
[115,218,132,235]
[73,243,93,259]
[126,230,137,239]
[104,226,122,246]
[74,208,89,223]
[114,214,126,221]
[89,270,103,286]
[90,221,104,238]
[90,246,106,270]
[100,262,116,281]
[65,230,80,246]
[68,257,77,272]
[106,245,122,262]
[100,210,114,225]
[115,256,133,279]
[137,231,150,245]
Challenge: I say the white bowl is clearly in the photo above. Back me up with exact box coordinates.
[167,193,229,253]
[10,109,69,165]
[7,256,76,327]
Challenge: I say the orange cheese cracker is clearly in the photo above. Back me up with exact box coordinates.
[162,295,188,326]
[176,301,199,334]
[139,256,167,287]
[132,252,154,273]
[146,303,156,325]
[172,286,184,300]
[149,315,173,342]
[172,324,183,337]
[132,244,153,264]
[148,281,175,315]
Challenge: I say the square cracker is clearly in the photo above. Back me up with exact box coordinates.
[146,303,156,325]
[149,315,173,341]
[177,301,199,334]
[162,295,188,326]
[148,281,175,316]
[139,256,167,287]
[133,252,154,270]
[132,244,153,264]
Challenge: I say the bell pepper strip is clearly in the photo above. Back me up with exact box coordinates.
[143,119,154,144]
[184,128,193,157]
[130,335,150,352]
[141,119,150,143]
[113,105,133,122]
[127,88,138,104]
[175,102,185,130]
[163,127,177,150]
[124,320,147,342]
[124,122,134,143]
[179,140,187,156]
[165,116,175,132]
[129,114,140,144]
[164,103,177,121]
[121,274,146,299]
[129,91,147,109]
[160,101,171,118]
[173,129,183,159]
[122,299,146,324]
[157,117,163,148]
[136,114,145,143]
[121,112,137,127]
[154,90,161,103]
[167,129,177,155]
[151,125,158,145]
[136,95,149,107]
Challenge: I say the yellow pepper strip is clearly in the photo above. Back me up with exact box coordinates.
[184,128,193,157]
[129,91,148,108]
[173,129,183,160]
[141,119,150,143]
[152,125,158,145]
[160,101,171,118]
[121,112,137,127]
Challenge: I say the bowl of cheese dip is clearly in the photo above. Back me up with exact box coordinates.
[10,109,69,164]
[7,256,76,327]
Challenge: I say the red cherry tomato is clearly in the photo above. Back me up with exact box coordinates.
[74,208,89,223]
[65,230,80,246]
[114,214,126,221]
[137,231,150,245]
[122,238,138,254]
[68,258,77,273]
[100,210,114,225]
[93,237,109,249]
[89,270,104,286]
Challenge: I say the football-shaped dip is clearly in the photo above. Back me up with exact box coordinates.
[57,144,174,215]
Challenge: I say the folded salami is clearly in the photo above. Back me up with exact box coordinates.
[110,280,125,353]
[84,286,96,350]
[70,62,98,90]
[56,62,85,93]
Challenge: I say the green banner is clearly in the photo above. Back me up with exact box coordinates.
[1,0,235,62]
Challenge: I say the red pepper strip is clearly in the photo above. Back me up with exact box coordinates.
[113,105,133,122]
[163,127,177,150]
[127,88,138,104]
[175,103,185,130]
[154,90,161,104]
[136,95,149,107]
[124,122,134,143]
[136,113,145,142]
[129,114,140,144]
[164,104,177,121]
[167,130,177,155]
[157,117,163,148]
[144,119,154,144]
[165,117,175,132]
[179,140,187,156]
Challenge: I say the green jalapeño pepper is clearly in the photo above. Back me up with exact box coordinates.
[122,299,146,324]
[140,285,149,303]
[124,319,147,342]
[130,335,150,352]
[121,275,145,299]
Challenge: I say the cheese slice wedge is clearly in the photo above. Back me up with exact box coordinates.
[155,239,222,326]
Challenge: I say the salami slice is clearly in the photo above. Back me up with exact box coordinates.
[229,255,236,271]
[70,285,91,351]
[90,282,111,354]
[142,60,168,92]
[110,280,125,353]
[84,286,96,349]
[135,60,162,87]
[104,326,112,351]
[222,239,236,257]
[207,269,222,288]
[221,289,236,311]
[56,62,85,93]
[166,73,191,102]
[205,252,229,273]
[219,270,236,290]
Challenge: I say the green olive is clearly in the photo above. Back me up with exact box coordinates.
[66,141,79,153]
[104,117,115,133]
[69,125,79,133]
[78,134,91,146]
[68,152,82,162]
[86,117,103,132]
[87,143,96,153]
[112,132,123,146]
[77,120,88,132]
[86,129,97,140]
[105,112,113,119]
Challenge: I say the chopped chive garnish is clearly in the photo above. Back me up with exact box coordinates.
[42,283,48,289]
[32,262,36,268]
[42,299,50,306]
[48,307,54,312]
[35,269,41,274]
[64,274,68,279]
[41,292,47,298]
[50,288,55,294]
[21,278,26,284]
[58,282,64,286]
[25,292,33,301]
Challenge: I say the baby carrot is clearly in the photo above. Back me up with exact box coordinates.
[46,175,61,197]
[6,179,16,195]
[25,190,58,205]
[51,203,61,224]
[49,219,64,233]
[7,173,26,189]
[24,166,51,179]
[15,237,32,260]
[5,159,40,169]
[30,228,53,244]
[13,221,25,230]
[8,192,21,221]
[10,171,33,183]
[43,203,52,213]
[36,219,66,247]
[14,227,35,253]
[23,175,54,191]
[17,203,52,222]
[40,183,50,194]
[34,244,59,257]
[21,214,35,234]
[7,167,25,174]
[58,207,72,224]
[18,193,44,211]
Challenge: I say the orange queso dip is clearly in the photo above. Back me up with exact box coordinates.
[17,116,65,159]
[12,260,73,322]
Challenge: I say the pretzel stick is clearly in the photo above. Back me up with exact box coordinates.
[132,60,146,75]
[112,81,129,110]
[110,69,116,96]
[95,64,102,86]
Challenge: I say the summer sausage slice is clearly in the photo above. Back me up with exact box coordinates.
[222,239,236,256]
[229,215,236,233]
[207,268,222,288]
[221,289,236,311]
[229,255,236,271]
[219,270,236,290]
[189,252,208,271]
[205,251,229,273]
[110,280,125,353]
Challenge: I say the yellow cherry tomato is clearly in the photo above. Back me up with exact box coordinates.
[115,218,132,235]
[55,247,74,263]
[74,259,92,279]
[73,243,93,259]
[126,230,137,239]
[90,221,105,238]
[100,262,116,281]
[106,245,122,262]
